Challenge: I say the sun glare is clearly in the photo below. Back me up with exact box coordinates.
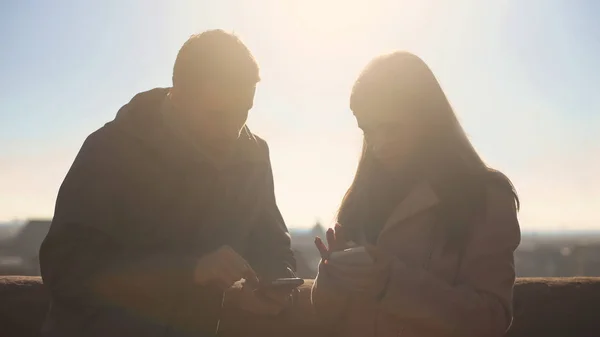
[268,0,438,69]
[283,0,376,36]
[267,0,420,48]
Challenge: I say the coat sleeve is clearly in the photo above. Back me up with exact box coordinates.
[39,130,204,318]
[310,260,352,322]
[378,184,521,337]
[245,141,296,280]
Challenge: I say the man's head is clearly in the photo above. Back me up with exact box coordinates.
[169,30,260,147]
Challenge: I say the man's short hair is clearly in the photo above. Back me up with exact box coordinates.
[172,30,260,88]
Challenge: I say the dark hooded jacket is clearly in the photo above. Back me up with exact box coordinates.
[39,88,296,337]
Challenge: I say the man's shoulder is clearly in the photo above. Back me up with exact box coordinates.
[239,127,272,163]
[251,133,269,151]
[81,122,122,152]
[74,122,134,170]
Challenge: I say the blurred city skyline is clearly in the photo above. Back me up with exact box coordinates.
[1,0,599,230]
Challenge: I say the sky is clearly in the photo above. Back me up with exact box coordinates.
[0,0,599,230]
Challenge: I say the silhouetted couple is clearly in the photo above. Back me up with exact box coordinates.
[39,30,521,337]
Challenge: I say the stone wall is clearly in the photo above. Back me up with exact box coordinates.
[1,277,599,337]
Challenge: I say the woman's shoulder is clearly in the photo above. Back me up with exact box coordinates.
[480,169,520,212]
[428,167,519,218]
[432,168,519,220]
[475,170,521,250]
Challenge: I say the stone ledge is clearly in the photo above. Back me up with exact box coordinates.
[2,277,600,337]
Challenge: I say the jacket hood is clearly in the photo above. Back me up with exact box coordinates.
[113,87,170,139]
[109,87,265,166]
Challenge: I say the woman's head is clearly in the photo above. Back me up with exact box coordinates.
[339,51,518,246]
[350,51,483,173]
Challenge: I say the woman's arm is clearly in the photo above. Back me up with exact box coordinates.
[311,260,352,322]
[379,184,521,337]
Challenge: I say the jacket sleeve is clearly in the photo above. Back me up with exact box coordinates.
[39,130,203,318]
[245,142,296,280]
[378,184,521,337]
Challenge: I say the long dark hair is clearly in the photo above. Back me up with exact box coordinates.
[338,52,519,251]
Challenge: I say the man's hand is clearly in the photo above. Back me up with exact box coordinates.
[193,246,258,290]
[235,281,293,316]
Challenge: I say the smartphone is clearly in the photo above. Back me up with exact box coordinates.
[328,246,374,265]
[259,277,304,290]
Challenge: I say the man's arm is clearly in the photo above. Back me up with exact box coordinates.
[39,130,208,320]
[245,141,296,280]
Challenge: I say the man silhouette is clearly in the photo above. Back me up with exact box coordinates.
[39,30,296,337]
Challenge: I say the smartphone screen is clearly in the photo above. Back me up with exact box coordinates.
[259,277,304,290]
[328,246,374,265]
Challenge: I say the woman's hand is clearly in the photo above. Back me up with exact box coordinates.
[314,223,354,260]
[325,245,392,299]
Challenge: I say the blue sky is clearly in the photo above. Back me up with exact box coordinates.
[1,0,599,230]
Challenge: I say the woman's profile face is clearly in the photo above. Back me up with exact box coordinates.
[353,101,419,171]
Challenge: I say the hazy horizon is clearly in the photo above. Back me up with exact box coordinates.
[1,0,599,230]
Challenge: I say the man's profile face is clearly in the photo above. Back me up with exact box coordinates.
[171,77,257,147]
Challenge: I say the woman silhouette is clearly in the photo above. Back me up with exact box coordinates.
[312,51,521,337]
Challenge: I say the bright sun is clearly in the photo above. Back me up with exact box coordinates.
[269,0,432,53]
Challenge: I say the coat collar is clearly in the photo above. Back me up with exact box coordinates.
[378,180,440,237]
[160,95,264,168]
